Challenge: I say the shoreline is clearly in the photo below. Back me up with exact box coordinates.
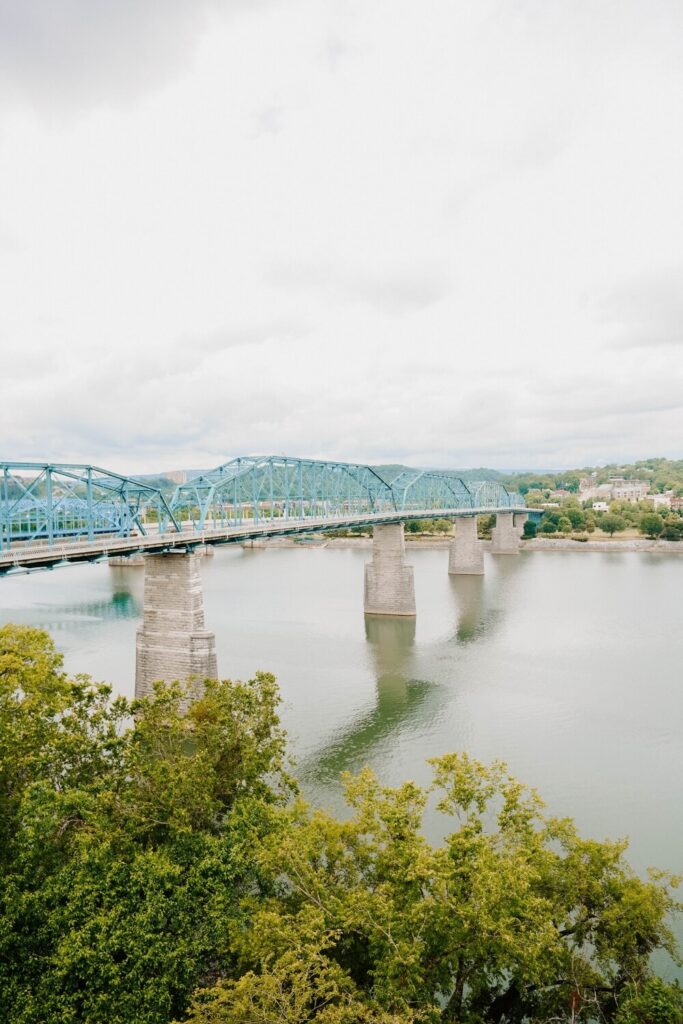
[242,536,683,554]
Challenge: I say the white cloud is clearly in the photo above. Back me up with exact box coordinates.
[0,0,682,474]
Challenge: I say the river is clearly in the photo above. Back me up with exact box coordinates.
[2,544,681,949]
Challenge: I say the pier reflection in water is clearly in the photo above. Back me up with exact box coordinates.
[449,574,486,644]
[300,615,441,785]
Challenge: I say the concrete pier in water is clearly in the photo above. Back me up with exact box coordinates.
[364,523,416,616]
[448,515,484,575]
[135,551,217,700]
[514,512,529,536]
[491,511,520,555]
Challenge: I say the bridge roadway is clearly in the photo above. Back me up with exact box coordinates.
[0,505,526,575]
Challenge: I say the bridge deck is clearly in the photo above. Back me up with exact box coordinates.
[0,507,526,575]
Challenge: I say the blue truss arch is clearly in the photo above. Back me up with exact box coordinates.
[390,470,474,512]
[466,480,515,509]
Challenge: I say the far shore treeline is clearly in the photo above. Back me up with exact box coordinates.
[131,457,683,499]
[0,625,681,1024]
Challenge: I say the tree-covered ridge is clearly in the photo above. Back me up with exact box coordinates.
[0,625,681,1024]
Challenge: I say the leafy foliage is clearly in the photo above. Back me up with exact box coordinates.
[185,757,681,1024]
[0,626,680,1024]
[639,513,665,539]
[0,625,291,1024]
[599,513,627,536]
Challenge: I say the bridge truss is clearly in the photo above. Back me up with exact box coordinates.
[0,456,525,562]
[0,463,179,551]
[169,456,520,529]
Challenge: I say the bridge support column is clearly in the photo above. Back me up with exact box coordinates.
[135,551,217,702]
[514,512,529,537]
[448,516,484,575]
[491,511,520,555]
[364,524,416,616]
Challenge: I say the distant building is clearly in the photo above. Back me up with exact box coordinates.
[608,477,650,501]
[651,491,673,510]
[671,496,683,512]
[166,470,188,485]
[581,476,650,502]
[592,501,609,512]
[579,474,599,498]
[549,489,572,500]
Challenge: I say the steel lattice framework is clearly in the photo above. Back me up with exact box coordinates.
[169,457,395,529]
[169,455,518,528]
[0,463,179,551]
[0,456,526,572]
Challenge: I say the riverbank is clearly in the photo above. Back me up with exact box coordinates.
[242,536,683,553]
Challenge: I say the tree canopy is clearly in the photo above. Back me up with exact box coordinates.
[0,625,680,1024]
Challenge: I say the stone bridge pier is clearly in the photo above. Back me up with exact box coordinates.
[364,523,416,616]
[448,515,484,575]
[491,511,521,554]
[135,551,217,701]
[514,512,529,535]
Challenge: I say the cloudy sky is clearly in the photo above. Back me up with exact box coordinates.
[1,0,682,474]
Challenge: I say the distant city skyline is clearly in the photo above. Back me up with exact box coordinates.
[1,1,682,475]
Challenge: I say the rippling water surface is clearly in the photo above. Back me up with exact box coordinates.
[2,545,681,953]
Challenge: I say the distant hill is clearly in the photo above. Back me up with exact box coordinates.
[371,464,502,484]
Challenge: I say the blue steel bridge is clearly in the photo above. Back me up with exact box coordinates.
[1,455,531,698]
[0,456,526,575]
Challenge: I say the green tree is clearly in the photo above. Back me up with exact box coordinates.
[478,514,496,539]
[185,756,681,1024]
[599,513,627,537]
[615,977,683,1024]
[661,516,683,541]
[0,626,292,1024]
[564,505,586,529]
[639,512,665,539]
[558,516,573,534]
[522,520,537,538]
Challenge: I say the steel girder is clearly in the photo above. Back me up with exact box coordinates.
[0,463,179,551]
[169,456,396,529]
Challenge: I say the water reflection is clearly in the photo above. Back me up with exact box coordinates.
[449,575,486,644]
[301,615,438,783]
[4,576,142,633]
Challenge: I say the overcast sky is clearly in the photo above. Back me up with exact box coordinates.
[1,0,682,474]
